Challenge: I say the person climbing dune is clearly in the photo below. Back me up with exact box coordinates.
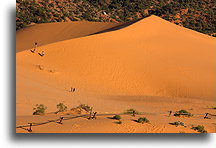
[30,42,38,53]
[38,51,44,57]
[34,42,38,48]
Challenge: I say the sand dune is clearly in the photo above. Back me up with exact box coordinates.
[17,15,215,98]
[16,21,122,52]
[16,15,215,133]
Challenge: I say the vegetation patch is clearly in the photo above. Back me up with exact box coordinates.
[112,115,121,120]
[16,0,216,36]
[70,104,92,114]
[33,104,47,115]
[78,104,92,112]
[136,117,150,124]
[169,121,185,127]
[56,103,67,113]
[174,110,193,117]
[192,125,207,133]
[124,108,140,115]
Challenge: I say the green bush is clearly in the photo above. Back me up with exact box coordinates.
[124,108,139,115]
[112,115,121,120]
[137,117,149,124]
[78,104,92,112]
[33,104,47,115]
[70,104,92,114]
[192,125,207,133]
[56,103,67,112]
[170,121,185,127]
[174,110,193,117]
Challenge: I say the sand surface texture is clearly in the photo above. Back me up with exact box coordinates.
[16,21,122,52]
[16,15,215,133]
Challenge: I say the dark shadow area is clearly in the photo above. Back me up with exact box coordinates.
[131,119,139,123]
[107,117,114,119]
[90,18,143,36]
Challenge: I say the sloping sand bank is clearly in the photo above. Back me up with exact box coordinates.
[16,21,123,52]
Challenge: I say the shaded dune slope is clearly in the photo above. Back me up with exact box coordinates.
[90,18,143,36]
[16,21,124,52]
[17,15,215,105]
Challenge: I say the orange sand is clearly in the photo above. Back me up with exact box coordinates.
[16,21,121,52]
[16,15,216,133]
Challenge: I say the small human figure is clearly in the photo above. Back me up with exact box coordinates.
[70,87,75,92]
[34,42,38,48]
[33,42,38,52]
[38,51,44,57]
[132,110,136,117]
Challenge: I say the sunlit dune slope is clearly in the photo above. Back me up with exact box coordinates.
[16,15,215,109]
[16,21,122,52]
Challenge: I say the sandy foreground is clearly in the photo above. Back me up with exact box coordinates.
[16,15,215,133]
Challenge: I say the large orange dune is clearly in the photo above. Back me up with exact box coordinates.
[16,15,215,133]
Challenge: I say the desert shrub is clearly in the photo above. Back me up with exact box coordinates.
[124,108,139,115]
[78,104,92,112]
[112,115,121,120]
[174,109,193,117]
[56,103,67,112]
[170,121,185,127]
[33,104,47,115]
[137,117,149,124]
[70,104,92,114]
[192,125,207,133]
